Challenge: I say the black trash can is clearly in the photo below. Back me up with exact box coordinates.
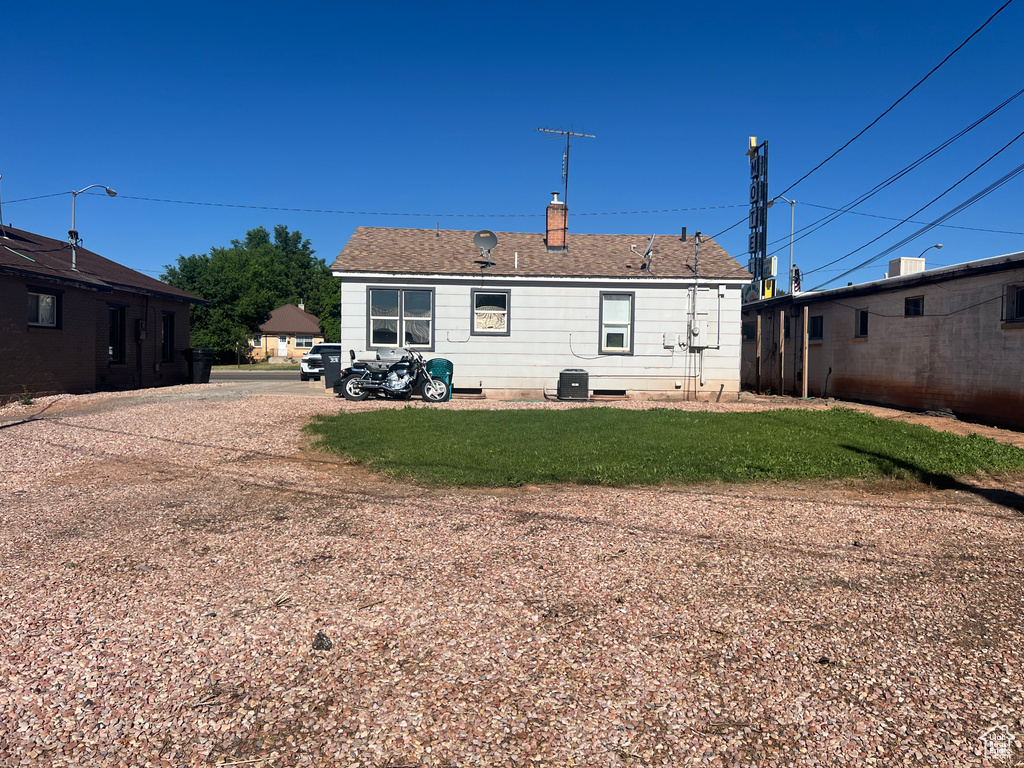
[558,369,589,400]
[190,348,215,383]
[321,348,344,391]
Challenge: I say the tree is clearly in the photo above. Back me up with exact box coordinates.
[161,225,339,356]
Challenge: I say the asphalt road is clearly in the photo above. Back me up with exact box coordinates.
[209,369,336,397]
[211,369,308,383]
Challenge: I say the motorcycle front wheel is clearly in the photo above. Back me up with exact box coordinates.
[341,374,370,401]
[421,378,449,402]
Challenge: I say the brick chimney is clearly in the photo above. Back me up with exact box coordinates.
[545,192,567,252]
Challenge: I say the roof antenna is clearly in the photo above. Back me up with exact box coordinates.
[0,174,7,238]
[630,235,656,274]
[536,126,595,206]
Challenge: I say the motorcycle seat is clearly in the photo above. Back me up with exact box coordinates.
[352,360,393,373]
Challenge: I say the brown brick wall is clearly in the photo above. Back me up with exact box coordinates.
[1,277,98,398]
[1,276,193,400]
[93,290,192,391]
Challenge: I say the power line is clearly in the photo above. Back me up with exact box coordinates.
[5,192,69,204]
[804,126,1024,280]
[775,0,1018,198]
[119,196,541,217]
[765,84,1024,255]
[6,191,745,219]
[797,202,1024,236]
[575,204,746,216]
[810,157,1024,289]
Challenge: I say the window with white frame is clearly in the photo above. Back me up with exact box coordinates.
[369,288,433,348]
[296,335,313,348]
[252,333,262,347]
[599,292,634,354]
[471,289,510,335]
[1004,284,1024,322]
[28,290,60,327]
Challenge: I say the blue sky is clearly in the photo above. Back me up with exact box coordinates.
[4,1,1022,290]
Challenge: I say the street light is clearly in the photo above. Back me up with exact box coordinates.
[769,196,797,293]
[917,243,943,261]
[69,184,117,271]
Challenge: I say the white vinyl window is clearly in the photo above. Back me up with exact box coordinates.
[296,335,313,348]
[369,288,433,348]
[471,289,510,335]
[28,291,58,327]
[600,292,634,355]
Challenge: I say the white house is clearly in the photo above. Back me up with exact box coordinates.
[330,195,751,400]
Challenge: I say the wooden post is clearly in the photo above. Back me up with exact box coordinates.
[801,305,809,398]
[778,309,785,395]
[755,313,762,394]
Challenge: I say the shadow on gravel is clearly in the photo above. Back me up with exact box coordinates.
[843,445,1024,515]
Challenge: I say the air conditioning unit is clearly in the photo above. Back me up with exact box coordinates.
[557,369,589,400]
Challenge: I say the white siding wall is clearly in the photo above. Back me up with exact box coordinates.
[340,277,745,397]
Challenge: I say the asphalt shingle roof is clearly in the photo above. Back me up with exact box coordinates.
[332,227,750,281]
[0,225,204,303]
[258,304,322,335]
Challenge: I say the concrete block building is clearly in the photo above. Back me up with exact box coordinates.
[741,252,1024,429]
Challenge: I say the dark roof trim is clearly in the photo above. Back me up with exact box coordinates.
[0,264,111,292]
[102,280,208,304]
[746,253,1024,311]
[333,271,751,288]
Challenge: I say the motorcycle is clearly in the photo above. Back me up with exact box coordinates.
[336,347,451,402]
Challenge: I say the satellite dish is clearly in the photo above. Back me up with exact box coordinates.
[473,230,498,251]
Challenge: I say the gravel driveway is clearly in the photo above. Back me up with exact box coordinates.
[1,387,1022,767]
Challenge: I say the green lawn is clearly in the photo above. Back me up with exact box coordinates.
[303,406,1024,487]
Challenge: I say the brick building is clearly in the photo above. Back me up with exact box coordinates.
[741,252,1024,429]
[1,225,204,400]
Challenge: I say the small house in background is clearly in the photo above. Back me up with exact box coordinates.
[741,251,1024,429]
[250,303,323,361]
[330,193,751,399]
[0,225,205,400]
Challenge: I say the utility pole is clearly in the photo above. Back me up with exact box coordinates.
[537,127,595,206]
